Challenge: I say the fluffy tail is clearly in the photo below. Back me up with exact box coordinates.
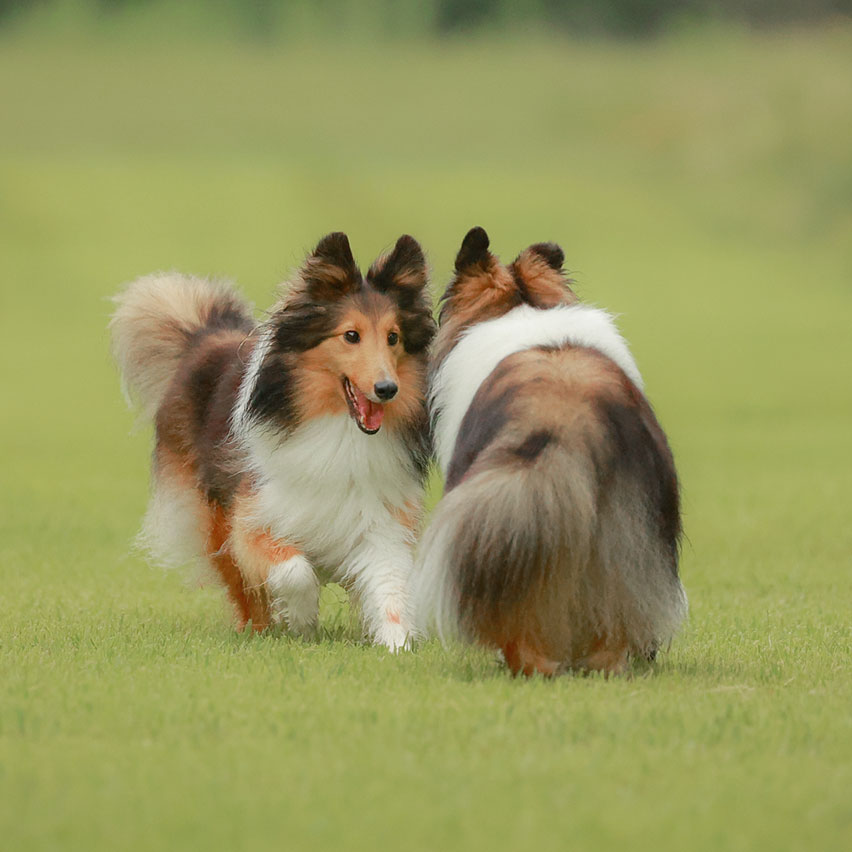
[414,454,591,641]
[413,446,687,661]
[110,272,254,420]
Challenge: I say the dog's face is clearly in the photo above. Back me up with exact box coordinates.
[322,301,404,433]
[249,232,435,435]
[433,227,576,366]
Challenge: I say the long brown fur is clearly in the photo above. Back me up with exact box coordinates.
[417,227,686,676]
[111,235,435,636]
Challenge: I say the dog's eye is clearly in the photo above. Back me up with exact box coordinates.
[344,330,360,344]
[387,332,399,346]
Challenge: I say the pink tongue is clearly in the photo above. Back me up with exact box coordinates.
[363,400,384,431]
[352,384,384,431]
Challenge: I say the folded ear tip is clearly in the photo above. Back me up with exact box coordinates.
[366,234,428,290]
[528,241,565,271]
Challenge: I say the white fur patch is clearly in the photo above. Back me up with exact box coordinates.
[241,414,420,649]
[411,495,465,641]
[341,523,414,651]
[230,322,274,436]
[138,476,209,573]
[267,554,320,635]
[430,303,643,473]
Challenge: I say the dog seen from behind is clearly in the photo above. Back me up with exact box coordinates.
[111,233,435,650]
[414,227,687,675]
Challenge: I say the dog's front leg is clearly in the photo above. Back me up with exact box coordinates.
[230,518,319,638]
[342,526,414,652]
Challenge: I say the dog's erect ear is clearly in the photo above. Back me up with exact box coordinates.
[301,231,361,299]
[368,234,428,292]
[526,241,565,271]
[312,231,356,269]
[455,227,492,272]
[369,235,434,353]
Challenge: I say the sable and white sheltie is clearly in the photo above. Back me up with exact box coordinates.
[111,232,435,650]
[414,227,687,675]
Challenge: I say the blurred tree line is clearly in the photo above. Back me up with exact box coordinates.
[1,0,850,35]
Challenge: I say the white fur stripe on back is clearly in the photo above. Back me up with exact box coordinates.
[230,323,273,436]
[430,303,643,473]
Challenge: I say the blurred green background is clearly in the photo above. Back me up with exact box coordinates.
[2,0,852,37]
[1,2,851,851]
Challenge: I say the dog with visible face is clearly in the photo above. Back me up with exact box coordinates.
[111,233,435,649]
[414,227,687,675]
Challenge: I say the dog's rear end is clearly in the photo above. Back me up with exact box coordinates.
[110,272,258,595]
[415,228,686,675]
[419,345,685,675]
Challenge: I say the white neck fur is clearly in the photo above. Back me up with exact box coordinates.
[429,303,643,473]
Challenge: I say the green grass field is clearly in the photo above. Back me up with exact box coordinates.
[1,20,851,852]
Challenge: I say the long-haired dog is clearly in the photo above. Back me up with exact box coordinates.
[414,227,686,675]
[111,233,435,650]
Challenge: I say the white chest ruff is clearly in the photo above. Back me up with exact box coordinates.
[430,303,644,473]
[240,415,419,572]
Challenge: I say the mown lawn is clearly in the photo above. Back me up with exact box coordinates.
[1,22,850,852]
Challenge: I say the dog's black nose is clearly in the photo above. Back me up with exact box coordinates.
[374,380,398,401]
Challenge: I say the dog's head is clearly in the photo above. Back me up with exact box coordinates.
[241,232,435,436]
[431,227,576,367]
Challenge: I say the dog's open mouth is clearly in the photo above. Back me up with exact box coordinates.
[343,377,384,435]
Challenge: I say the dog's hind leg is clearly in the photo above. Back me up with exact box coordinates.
[501,641,561,678]
[207,504,270,632]
[577,636,629,676]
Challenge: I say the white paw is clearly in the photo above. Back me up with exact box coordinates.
[271,606,318,639]
[267,555,319,637]
[375,620,411,653]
